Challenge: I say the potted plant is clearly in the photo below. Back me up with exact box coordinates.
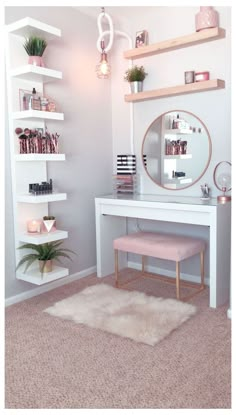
[23,36,47,67]
[43,215,56,232]
[16,241,75,275]
[124,65,148,93]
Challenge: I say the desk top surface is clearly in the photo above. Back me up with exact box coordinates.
[96,193,223,207]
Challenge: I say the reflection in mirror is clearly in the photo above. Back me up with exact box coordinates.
[142,110,212,190]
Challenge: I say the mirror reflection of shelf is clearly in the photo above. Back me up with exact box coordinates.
[164,177,192,185]
[164,154,192,159]
[165,129,193,135]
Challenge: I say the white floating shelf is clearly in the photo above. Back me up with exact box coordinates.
[164,177,192,184]
[18,230,68,244]
[11,65,62,83]
[165,129,193,135]
[13,110,64,121]
[6,17,61,39]
[15,154,65,161]
[16,193,67,203]
[164,154,192,159]
[16,265,69,285]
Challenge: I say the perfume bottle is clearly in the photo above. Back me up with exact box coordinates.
[29,88,41,111]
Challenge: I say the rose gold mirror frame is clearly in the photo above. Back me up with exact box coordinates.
[141,110,212,191]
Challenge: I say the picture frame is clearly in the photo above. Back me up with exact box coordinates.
[135,30,148,48]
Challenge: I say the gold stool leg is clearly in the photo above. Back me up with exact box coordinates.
[200,250,205,289]
[142,255,146,273]
[114,249,119,287]
[176,261,180,300]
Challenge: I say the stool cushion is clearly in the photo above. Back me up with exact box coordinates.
[113,232,205,262]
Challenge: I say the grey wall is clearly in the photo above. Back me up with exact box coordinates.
[5,7,113,299]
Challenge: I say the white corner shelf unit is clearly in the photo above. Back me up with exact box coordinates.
[124,27,225,103]
[6,17,69,285]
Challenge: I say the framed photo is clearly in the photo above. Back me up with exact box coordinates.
[135,30,148,48]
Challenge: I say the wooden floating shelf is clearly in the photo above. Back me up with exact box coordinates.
[6,17,61,38]
[15,154,65,161]
[18,230,68,244]
[11,65,62,83]
[124,27,225,60]
[13,110,64,121]
[16,265,68,285]
[124,79,225,103]
[16,193,67,203]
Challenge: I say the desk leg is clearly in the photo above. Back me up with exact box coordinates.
[95,207,127,277]
[210,203,231,308]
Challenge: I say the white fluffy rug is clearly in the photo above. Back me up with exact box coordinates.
[44,284,196,346]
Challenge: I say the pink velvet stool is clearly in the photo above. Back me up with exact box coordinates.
[113,232,206,301]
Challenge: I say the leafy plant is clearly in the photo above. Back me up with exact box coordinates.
[124,65,148,82]
[16,241,75,274]
[23,36,47,56]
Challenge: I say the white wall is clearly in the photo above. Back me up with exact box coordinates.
[110,6,231,197]
[108,6,231,278]
[5,7,113,299]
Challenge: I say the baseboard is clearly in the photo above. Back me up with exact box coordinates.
[5,266,96,307]
[128,261,210,286]
[227,309,231,319]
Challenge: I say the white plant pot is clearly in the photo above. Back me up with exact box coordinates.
[43,219,55,233]
[130,81,143,93]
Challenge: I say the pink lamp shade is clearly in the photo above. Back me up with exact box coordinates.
[27,219,42,233]
[195,7,219,32]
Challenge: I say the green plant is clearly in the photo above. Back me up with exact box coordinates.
[124,65,148,82]
[23,36,47,56]
[16,241,75,273]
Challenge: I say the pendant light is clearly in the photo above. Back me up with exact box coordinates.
[96,40,111,79]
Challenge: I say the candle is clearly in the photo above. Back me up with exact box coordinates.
[27,219,42,233]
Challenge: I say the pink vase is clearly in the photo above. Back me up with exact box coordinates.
[28,56,45,67]
[195,7,219,32]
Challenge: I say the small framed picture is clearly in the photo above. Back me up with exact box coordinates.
[135,30,148,48]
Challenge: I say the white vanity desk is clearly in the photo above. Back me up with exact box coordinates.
[95,194,231,308]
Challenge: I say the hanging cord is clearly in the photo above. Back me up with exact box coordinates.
[96,8,134,154]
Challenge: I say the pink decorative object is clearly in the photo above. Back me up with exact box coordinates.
[27,219,42,233]
[195,71,210,82]
[195,7,219,32]
[28,56,45,67]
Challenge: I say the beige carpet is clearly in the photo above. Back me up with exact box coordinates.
[5,270,231,409]
[44,283,196,346]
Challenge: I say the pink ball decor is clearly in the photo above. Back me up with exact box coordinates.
[195,6,219,32]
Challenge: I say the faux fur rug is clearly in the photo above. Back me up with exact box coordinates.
[44,284,197,346]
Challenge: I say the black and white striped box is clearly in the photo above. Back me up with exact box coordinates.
[117,154,136,175]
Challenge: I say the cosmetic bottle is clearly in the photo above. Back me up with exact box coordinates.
[29,88,41,111]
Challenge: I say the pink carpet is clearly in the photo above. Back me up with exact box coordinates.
[5,270,231,409]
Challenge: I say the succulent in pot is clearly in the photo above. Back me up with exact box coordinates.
[23,36,47,67]
[16,241,75,276]
[124,65,148,93]
[43,215,56,233]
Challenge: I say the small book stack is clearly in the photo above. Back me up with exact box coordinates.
[113,154,137,194]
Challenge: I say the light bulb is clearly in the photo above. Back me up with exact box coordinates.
[213,161,231,203]
[96,48,111,79]
[217,173,231,191]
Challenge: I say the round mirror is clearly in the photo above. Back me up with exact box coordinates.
[142,110,212,190]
